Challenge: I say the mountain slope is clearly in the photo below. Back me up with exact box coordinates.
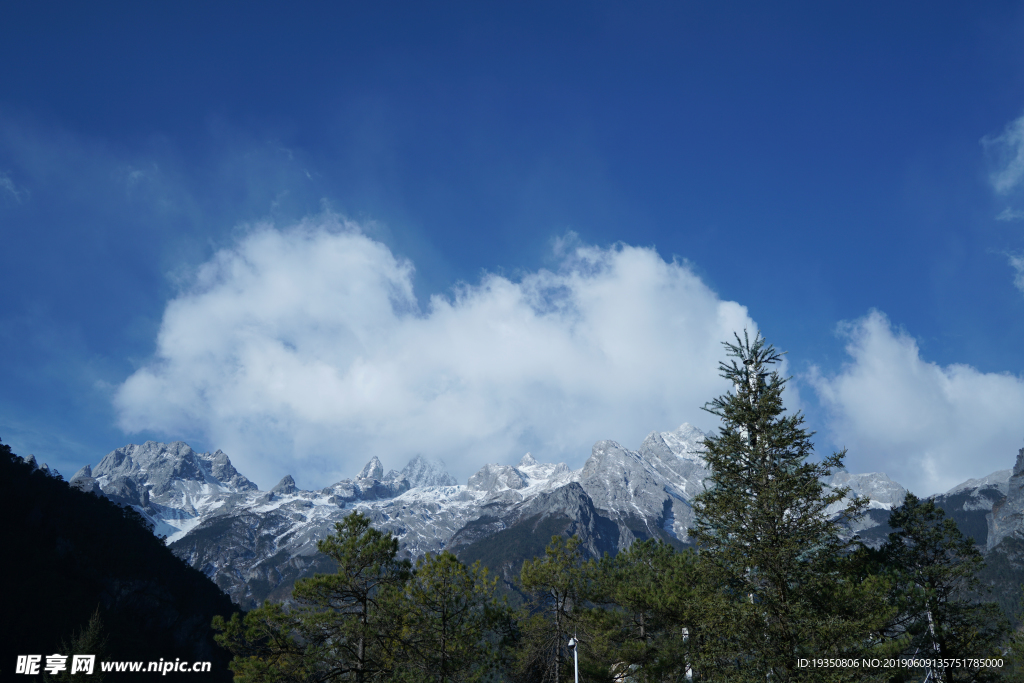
[1,440,236,681]
[75,424,929,608]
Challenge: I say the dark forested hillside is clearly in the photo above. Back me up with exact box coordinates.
[0,439,236,681]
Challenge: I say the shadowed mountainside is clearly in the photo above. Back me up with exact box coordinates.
[0,440,236,681]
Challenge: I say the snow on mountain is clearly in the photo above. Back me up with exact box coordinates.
[946,469,1012,498]
[399,455,459,488]
[76,428,708,605]
[823,470,909,511]
[77,424,1001,608]
[920,465,1011,551]
[358,457,384,480]
[79,441,258,541]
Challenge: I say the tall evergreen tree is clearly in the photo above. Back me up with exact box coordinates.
[389,551,505,683]
[1002,587,1024,683]
[585,540,727,683]
[517,535,588,683]
[214,512,411,683]
[46,609,109,683]
[690,331,888,682]
[881,493,1006,683]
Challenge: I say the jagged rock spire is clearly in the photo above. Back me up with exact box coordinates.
[358,457,384,480]
[272,475,297,494]
[401,455,457,487]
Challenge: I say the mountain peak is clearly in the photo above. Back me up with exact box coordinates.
[1013,447,1024,478]
[944,468,1012,497]
[358,457,384,480]
[272,475,297,494]
[659,423,708,462]
[82,428,970,610]
[467,463,526,492]
[92,441,257,495]
[401,455,457,487]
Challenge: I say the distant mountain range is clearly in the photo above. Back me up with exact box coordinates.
[68,425,1024,610]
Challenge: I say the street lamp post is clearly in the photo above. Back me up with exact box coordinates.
[567,636,579,683]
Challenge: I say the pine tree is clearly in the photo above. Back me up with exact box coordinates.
[46,609,109,682]
[690,331,887,682]
[585,540,725,683]
[1002,587,1024,683]
[214,511,411,683]
[389,551,505,683]
[517,535,588,683]
[881,493,1006,682]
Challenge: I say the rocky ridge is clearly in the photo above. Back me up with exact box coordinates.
[984,447,1024,550]
[71,426,1018,608]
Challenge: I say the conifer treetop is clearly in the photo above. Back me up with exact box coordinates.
[690,331,876,681]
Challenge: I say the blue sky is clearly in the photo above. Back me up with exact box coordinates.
[2,2,1024,495]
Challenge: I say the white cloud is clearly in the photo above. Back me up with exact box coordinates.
[0,172,26,202]
[997,207,1024,222]
[983,113,1024,195]
[810,311,1024,496]
[115,216,755,488]
[1009,253,1024,295]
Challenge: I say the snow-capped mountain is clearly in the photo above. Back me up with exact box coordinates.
[71,425,1017,608]
[73,441,258,541]
[73,426,711,605]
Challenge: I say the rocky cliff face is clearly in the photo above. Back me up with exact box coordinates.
[75,426,1020,609]
[75,427,711,605]
[450,482,622,587]
[985,448,1024,550]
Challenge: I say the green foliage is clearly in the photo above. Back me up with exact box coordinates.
[389,551,507,683]
[212,604,309,683]
[1003,587,1024,682]
[44,609,109,682]
[216,515,516,683]
[215,512,412,683]
[689,332,890,681]
[880,493,1007,682]
[584,540,724,683]
[516,535,589,683]
[976,537,1024,626]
